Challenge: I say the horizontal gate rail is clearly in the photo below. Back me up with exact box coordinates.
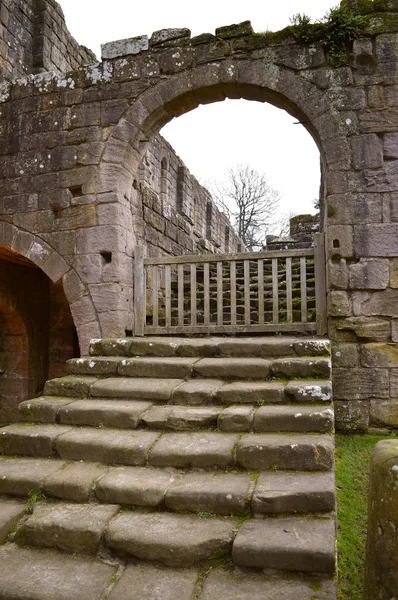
[134,233,327,337]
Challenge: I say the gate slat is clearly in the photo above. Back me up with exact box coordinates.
[300,257,308,323]
[217,261,223,326]
[272,258,279,324]
[178,263,184,327]
[165,264,171,327]
[230,261,237,326]
[190,263,197,326]
[152,266,159,328]
[286,258,293,323]
[244,260,250,325]
[258,259,264,325]
[204,262,210,326]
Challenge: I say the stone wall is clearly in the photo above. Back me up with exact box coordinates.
[266,214,320,250]
[0,0,96,81]
[1,1,398,430]
[137,134,242,257]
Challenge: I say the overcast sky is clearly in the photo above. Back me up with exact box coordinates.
[61,0,336,223]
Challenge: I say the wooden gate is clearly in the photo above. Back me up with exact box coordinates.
[134,233,327,336]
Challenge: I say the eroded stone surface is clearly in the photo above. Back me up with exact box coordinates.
[0,500,25,543]
[90,378,183,401]
[43,461,109,502]
[141,405,220,430]
[59,399,152,428]
[0,457,66,496]
[105,512,235,566]
[149,432,238,469]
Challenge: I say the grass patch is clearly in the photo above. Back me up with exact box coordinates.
[335,433,397,599]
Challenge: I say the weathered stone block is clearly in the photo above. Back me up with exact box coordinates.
[327,225,354,258]
[150,28,191,46]
[364,440,398,599]
[370,400,398,427]
[334,316,391,342]
[332,343,360,368]
[101,36,148,59]
[355,224,398,256]
[349,259,389,290]
[328,259,349,290]
[361,343,398,367]
[351,134,383,169]
[328,291,351,317]
[334,400,369,432]
[333,367,389,399]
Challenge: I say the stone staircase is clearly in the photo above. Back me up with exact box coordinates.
[0,336,337,599]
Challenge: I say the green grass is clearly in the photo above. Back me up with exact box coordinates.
[335,433,397,599]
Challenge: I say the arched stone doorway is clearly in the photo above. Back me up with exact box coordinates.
[0,245,78,424]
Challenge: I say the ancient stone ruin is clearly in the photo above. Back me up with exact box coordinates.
[0,0,398,597]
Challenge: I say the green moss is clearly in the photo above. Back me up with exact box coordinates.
[289,7,369,66]
[263,27,294,45]
[25,489,46,515]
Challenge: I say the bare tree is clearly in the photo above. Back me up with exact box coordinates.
[211,165,281,251]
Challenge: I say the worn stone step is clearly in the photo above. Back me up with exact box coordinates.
[252,405,334,433]
[15,502,120,555]
[284,380,333,403]
[193,358,272,379]
[232,515,336,573]
[236,433,334,471]
[104,511,236,567]
[0,500,25,544]
[44,376,98,398]
[118,357,200,378]
[0,544,117,600]
[89,336,330,359]
[0,424,73,458]
[271,357,331,379]
[90,377,183,400]
[252,471,336,514]
[141,405,221,430]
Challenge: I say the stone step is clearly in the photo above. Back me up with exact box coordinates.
[0,544,337,600]
[0,425,334,471]
[41,376,332,406]
[89,336,330,359]
[232,515,336,573]
[18,397,334,434]
[65,355,330,381]
[0,457,335,516]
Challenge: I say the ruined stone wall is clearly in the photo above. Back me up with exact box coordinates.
[137,134,242,257]
[1,1,398,430]
[0,0,96,81]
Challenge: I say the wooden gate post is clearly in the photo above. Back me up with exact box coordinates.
[133,245,146,337]
[314,233,327,336]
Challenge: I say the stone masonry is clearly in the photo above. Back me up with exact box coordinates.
[1,0,398,430]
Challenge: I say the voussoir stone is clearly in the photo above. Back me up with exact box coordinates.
[59,399,152,428]
[118,357,199,378]
[0,545,117,600]
[95,466,178,506]
[15,502,120,555]
[149,432,238,469]
[43,461,109,502]
[217,381,285,405]
[108,563,199,600]
[55,428,160,465]
[90,377,183,401]
[105,511,235,566]
[252,471,336,514]
[166,471,252,515]
[194,358,271,379]
[236,434,334,471]
[141,405,220,430]
[232,517,336,573]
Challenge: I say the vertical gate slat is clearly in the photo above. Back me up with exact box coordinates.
[178,263,184,327]
[152,265,159,328]
[165,264,171,327]
[272,258,279,324]
[190,263,197,326]
[204,262,210,326]
[217,261,223,326]
[230,261,237,326]
[286,258,293,323]
[244,260,250,325]
[300,257,308,323]
[258,259,264,325]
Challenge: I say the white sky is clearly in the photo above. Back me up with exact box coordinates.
[61,0,336,221]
